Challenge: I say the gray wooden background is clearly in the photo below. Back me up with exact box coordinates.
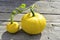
[0,0,60,40]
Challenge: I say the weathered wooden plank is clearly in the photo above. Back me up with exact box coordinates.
[0,1,37,6]
[0,0,40,2]
[0,1,60,14]
[1,21,60,26]
[0,22,60,40]
[0,13,60,23]
[0,0,57,2]
[49,0,60,2]
[0,1,37,12]
[0,13,10,20]
[32,1,60,13]
[14,14,60,23]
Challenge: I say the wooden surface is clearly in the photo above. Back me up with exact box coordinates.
[0,0,60,40]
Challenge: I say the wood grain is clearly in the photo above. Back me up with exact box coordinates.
[0,22,60,40]
[0,1,60,14]
[0,13,60,23]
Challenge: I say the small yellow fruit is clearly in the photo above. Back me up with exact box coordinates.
[21,12,46,34]
[6,22,19,33]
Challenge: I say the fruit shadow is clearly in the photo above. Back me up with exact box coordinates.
[2,29,42,40]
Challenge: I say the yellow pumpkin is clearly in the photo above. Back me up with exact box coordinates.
[6,22,19,33]
[21,12,46,34]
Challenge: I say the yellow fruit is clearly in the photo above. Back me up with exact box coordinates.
[21,12,46,34]
[6,22,19,33]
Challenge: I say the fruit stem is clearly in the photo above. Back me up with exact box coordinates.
[11,14,14,24]
[30,8,35,17]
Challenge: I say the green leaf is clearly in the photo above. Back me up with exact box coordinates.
[19,3,26,8]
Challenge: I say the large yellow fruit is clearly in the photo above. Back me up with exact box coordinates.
[6,22,19,33]
[21,12,46,34]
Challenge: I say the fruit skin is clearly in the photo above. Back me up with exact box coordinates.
[21,12,46,34]
[6,22,19,33]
